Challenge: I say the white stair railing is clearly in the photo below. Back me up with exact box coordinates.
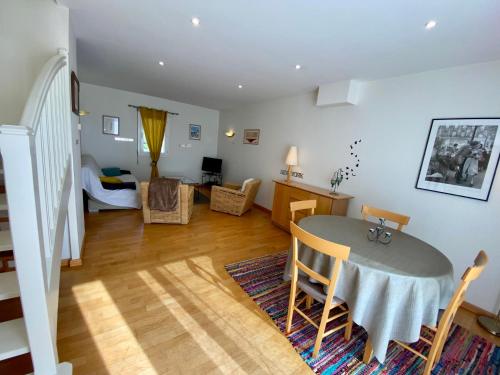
[0,49,73,374]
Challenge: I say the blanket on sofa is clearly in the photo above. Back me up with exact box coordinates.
[148,178,180,212]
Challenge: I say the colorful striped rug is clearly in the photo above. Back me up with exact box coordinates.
[225,252,499,374]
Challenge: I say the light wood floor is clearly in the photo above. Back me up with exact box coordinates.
[57,204,498,375]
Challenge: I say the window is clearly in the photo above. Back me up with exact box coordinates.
[137,112,169,155]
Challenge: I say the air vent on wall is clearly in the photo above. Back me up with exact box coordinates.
[316,80,364,107]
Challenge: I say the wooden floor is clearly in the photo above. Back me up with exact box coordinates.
[57,203,499,375]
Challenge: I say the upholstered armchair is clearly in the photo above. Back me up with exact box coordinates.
[140,182,194,224]
[210,179,261,216]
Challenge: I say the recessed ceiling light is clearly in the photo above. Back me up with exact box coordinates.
[158,61,165,66]
[237,84,243,89]
[425,20,437,30]
[191,17,200,26]
[295,64,302,70]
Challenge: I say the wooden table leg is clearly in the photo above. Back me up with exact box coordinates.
[363,337,374,364]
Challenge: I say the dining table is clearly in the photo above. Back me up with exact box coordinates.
[283,215,455,364]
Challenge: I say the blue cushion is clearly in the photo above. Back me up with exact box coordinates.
[101,167,122,177]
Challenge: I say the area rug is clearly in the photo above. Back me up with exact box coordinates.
[225,252,499,374]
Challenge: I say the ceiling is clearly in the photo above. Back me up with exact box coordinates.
[62,0,500,110]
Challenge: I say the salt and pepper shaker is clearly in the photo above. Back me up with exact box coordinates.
[367,218,393,244]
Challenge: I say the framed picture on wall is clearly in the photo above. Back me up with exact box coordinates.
[189,124,201,140]
[243,129,260,145]
[70,71,79,115]
[415,118,500,201]
[102,115,120,136]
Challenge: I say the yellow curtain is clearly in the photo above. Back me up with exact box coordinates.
[139,107,167,178]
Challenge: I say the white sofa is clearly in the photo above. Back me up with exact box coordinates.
[81,154,141,212]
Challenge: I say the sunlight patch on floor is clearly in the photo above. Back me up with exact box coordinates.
[72,280,155,374]
[137,268,248,374]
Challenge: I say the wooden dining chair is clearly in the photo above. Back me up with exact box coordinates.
[290,200,317,223]
[361,204,410,231]
[393,250,488,375]
[286,221,353,358]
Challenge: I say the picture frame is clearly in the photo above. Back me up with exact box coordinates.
[243,129,260,145]
[416,118,500,201]
[70,71,79,115]
[189,124,201,140]
[102,115,120,136]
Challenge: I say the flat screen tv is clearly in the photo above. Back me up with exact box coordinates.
[202,157,222,174]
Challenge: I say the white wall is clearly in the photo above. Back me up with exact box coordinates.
[0,0,69,124]
[68,18,85,257]
[80,83,219,181]
[218,60,500,313]
[0,0,85,259]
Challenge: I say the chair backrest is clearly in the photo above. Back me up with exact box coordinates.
[290,221,350,297]
[241,179,261,211]
[290,200,317,223]
[428,250,488,366]
[361,204,410,231]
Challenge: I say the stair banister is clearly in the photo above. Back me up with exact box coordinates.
[0,49,74,374]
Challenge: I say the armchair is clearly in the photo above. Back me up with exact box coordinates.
[210,179,261,216]
[140,181,194,224]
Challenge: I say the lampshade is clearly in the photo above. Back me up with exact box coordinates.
[225,129,235,137]
[285,146,298,166]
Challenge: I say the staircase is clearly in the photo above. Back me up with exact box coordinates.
[0,49,76,374]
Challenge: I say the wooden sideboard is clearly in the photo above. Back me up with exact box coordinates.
[271,180,354,232]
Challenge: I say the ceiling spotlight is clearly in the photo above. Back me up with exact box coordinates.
[425,20,437,30]
[237,84,243,89]
[158,61,165,66]
[295,64,302,70]
[191,17,200,26]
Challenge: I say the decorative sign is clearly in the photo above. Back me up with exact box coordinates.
[280,169,303,179]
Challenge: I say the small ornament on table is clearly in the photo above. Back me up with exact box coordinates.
[367,218,393,244]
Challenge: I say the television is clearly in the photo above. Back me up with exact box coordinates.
[202,157,222,174]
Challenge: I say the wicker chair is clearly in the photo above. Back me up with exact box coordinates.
[210,179,261,216]
[140,181,194,224]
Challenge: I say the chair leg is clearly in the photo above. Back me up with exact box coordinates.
[426,322,451,375]
[306,295,313,310]
[312,296,332,358]
[344,310,352,341]
[286,269,298,334]
[423,358,434,375]
[363,337,374,364]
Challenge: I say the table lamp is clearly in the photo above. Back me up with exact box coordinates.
[285,146,298,183]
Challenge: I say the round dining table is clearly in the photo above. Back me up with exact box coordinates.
[283,215,455,363]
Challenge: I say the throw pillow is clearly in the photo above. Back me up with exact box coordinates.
[101,167,122,177]
[101,182,136,190]
[240,178,254,192]
[99,176,122,184]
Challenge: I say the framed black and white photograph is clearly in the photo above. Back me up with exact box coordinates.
[102,115,120,136]
[189,124,201,140]
[416,118,500,201]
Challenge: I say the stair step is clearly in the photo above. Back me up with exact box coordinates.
[57,362,73,374]
[0,230,12,252]
[0,194,6,210]
[0,318,29,361]
[0,272,19,301]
